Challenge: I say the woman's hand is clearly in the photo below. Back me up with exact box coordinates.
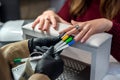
[59,18,113,43]
[32,10,69,31]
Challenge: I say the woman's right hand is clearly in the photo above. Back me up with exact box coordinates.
[32,10,69,31]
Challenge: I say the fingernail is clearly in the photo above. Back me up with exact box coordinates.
[53,26,57,29]
[32,27,34,29]
[81,39,84,43]
[42,29,46,31]
[53,24,56,27]
[42,28,47,31]
[39,27,42,30]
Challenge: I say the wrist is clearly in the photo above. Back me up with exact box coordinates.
[103,18,113,32]
[43,10,55,15]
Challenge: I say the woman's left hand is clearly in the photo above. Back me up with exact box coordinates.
[59,18,113,43]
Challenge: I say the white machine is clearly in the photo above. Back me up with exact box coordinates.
[22,22,114,80]
[1,21,118,80]
[22,22,70,39]
[0,20,24,46]
[0,20,33,47]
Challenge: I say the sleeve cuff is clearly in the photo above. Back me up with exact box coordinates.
[107,20,116,34]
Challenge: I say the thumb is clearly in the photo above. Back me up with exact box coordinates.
[71,20,78,25]
[54,53,61,60]
[43,46,54,56]
[71,20,83,25]
[54,50,63,60]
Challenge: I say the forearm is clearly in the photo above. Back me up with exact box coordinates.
[1,40,30,67]
[28,73,50,80]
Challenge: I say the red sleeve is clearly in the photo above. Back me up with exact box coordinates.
[108,12,120,36]
[57,0,71,22]
[107,12,120,61]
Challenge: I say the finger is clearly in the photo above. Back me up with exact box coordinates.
[66,28,78,35]
[55,50,63,55]
[50,16,57,29]
[42,19,50,31]
[32,17,40,29]
[54,49,63,60]
[44,46,54,56]
[81,29,93,43]
[59,25,74,34]
[65,24,83,35]
[54,53,61,60]
[59,32,66,38]
[35,46,46,53]
[74,24,90,42]
[71,20,78,25]
[38,18,44,30]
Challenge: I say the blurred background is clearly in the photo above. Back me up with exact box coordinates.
[0,0,65,22]
[0,0,65,47]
